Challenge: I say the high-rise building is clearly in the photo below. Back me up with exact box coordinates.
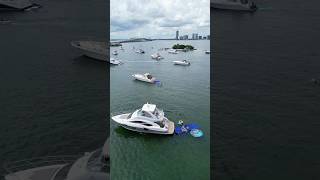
[176,30,179,40]
[192,33,199,40]
[199,36,202,40]
[183,35,188,40]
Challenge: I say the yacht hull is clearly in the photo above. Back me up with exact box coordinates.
[112,114,175,135]
[120,124,174,135]
[71,41,108,62]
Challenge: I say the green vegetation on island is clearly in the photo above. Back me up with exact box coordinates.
[172,44,194,50]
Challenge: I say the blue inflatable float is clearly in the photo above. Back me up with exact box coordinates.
[174,123,200,135]
[190,129,203,138]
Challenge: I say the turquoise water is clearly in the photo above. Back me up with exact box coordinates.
[110,40,210,180]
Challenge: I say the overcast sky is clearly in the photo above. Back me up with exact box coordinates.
[110,0,210,39]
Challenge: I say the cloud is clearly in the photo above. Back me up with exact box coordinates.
[110,0,210,39]
[111,19,149,32]
[157,18,192,28]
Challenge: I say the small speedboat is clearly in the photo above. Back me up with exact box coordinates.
[120,46,124,50]
[111,103,175,135]
[205,50,210,54]
[132,73,156,83]
[168,49,178,54]
[135,49,145,54]
[173,60,191,66]
[151,53,164,60]
[110,58,122,65]
[112,50,118,55]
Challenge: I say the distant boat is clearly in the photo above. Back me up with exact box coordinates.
[135,49,145,54]
[173,60,191,66]
[0,0,41,11]
[168,49,178,54]
[151,53,164,60]
[110,58,122,65]
[112,50,118,55]
[205,50,211,54]
[71,41,107,61]
[132,73,156,83]
[211,0,257,12]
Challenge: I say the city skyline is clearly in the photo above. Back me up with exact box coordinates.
[110,0,210,39]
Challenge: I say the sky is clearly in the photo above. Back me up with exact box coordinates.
[110,0,210,39]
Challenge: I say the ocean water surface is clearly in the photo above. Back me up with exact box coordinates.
[110,40,210,180]
[213,0,320,179]
[0,0,108,177]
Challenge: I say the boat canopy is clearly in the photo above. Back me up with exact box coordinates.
[142,104,156,113]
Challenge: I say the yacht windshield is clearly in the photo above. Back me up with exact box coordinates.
[146,74,152,79]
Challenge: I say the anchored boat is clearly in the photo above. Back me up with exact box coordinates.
[151,53,164,60]
[135,49,145,54]
[112,103,175,135]
[110,58,122,65]
[173,60,191,66]
[132,73,156,83]
[112,50,118,55]
[168,49,178,54]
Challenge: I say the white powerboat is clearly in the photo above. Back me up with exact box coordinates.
[4,138,110,180]
[211,0,257,12]
[151,53,164,60]
[71,41,108,61]
[173,60,191,66]
[112,50,118,55]
[110,58,122,65]
[132,73,156,83]
[0,0,41,11]
[168,49,178,54]
[135,49,145,54]
[112,103,175,135]
[205,50,211,54]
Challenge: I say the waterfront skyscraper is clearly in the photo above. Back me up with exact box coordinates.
[192,33,199,40]
[176,30,179,40]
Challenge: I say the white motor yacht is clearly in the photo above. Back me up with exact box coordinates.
[168,49,178,54]
[112,103,175,135]
[151,53,164,60]
[132,73,156,83]
[110,58,122,65]
[4,138,110,180]
[71,41,108,62]
[211,0,257,12]
[173,60,191,66]
[205,50,211,54]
